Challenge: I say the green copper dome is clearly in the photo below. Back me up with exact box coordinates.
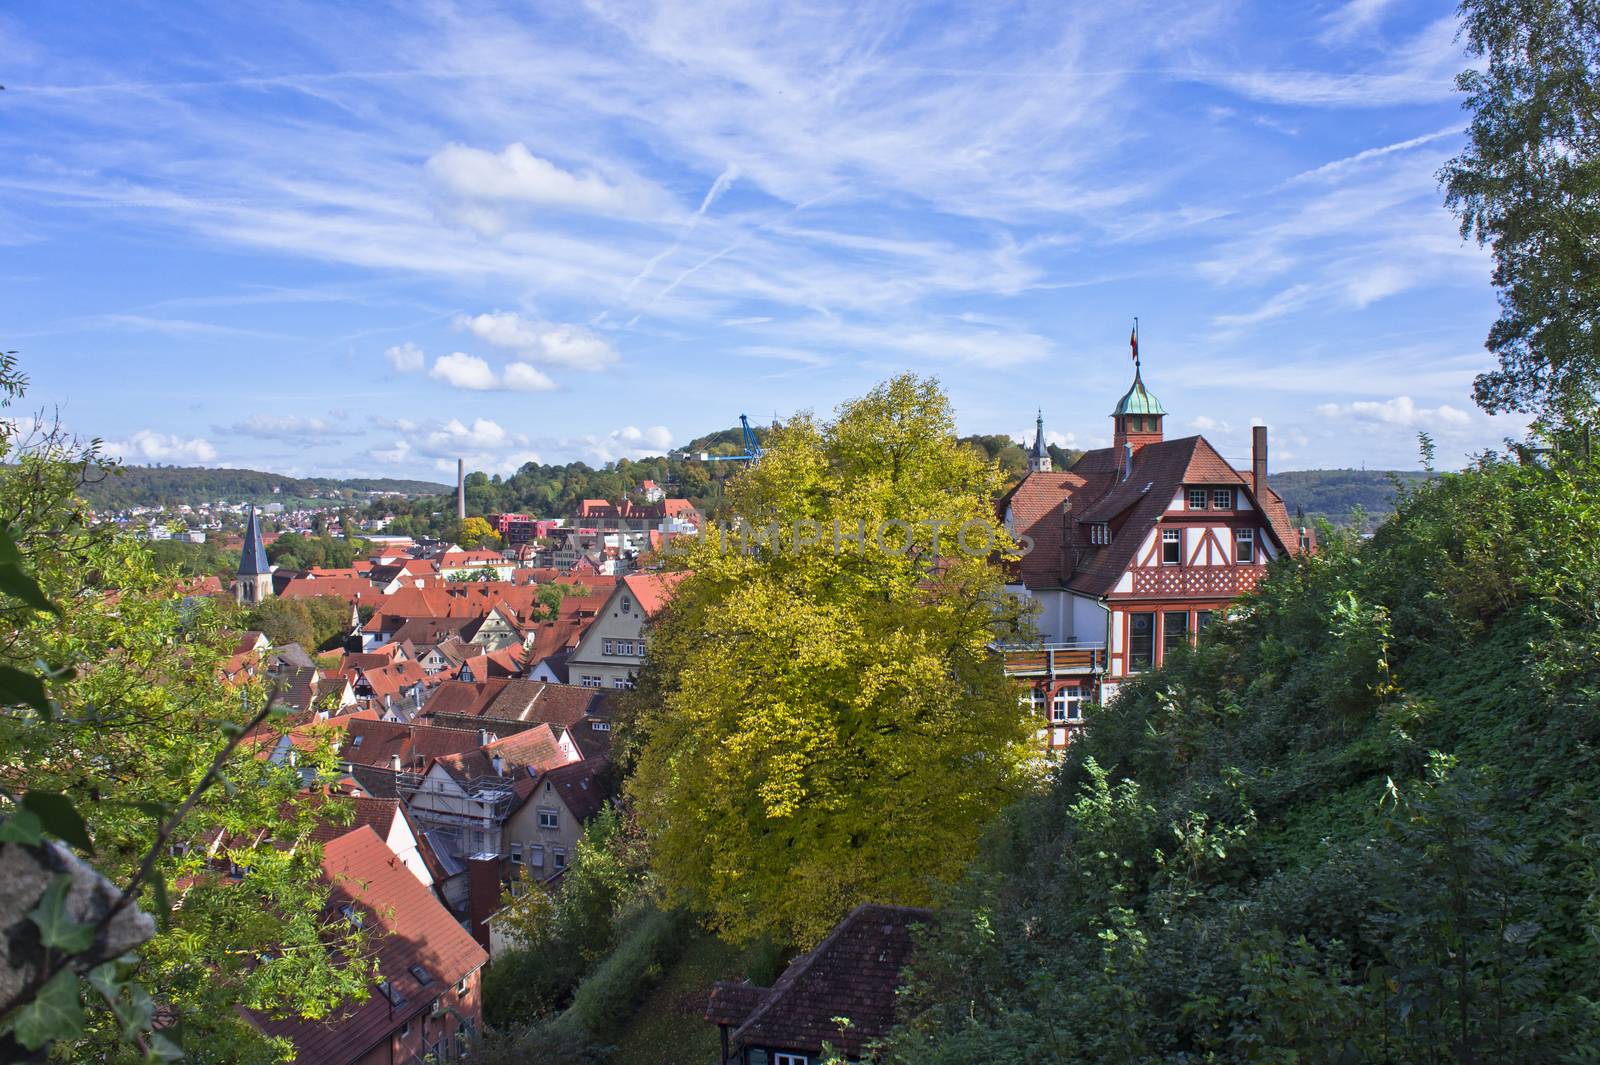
[1113,369,1166,417]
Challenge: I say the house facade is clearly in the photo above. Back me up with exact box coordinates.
[564,572,683,690]
[1001,365,1311,749]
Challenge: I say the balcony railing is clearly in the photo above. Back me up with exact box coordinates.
[997,640,1107,677]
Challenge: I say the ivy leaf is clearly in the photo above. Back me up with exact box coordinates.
[28,875,96,953]
[0,808,44,846]
[11,968,85,1050]
[86,961,121,1000]
[21,792,92,852]
[0,663,51,717]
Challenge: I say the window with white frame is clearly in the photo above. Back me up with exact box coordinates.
[1050,688,1084,723]
[1088,523,1111,545]
[1161,528,1181,564]
[580,675,601,688]
[1236,527,1255,562]
[774,1054,810,1065]
[553,848,567,870]
[602,639,614,655]
[591,720,612,732]
[538,807,559,829]
[510,843,522,865]
[1187,487,1208,509]
[1212,487,1232,509]
[1025,687,1046,715]
[529,845,545,868]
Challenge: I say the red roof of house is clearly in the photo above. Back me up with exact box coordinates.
[249,826,487,1064]
[1000,434,1307,598]
[621,571,685,617]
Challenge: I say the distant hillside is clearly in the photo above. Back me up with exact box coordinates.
[81,466,450,510]
[1270,468,1434,527]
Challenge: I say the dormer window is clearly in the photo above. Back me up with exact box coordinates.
[1212,488,1232,509]
[1187,488,1208,509]
[1087,523,1111,546]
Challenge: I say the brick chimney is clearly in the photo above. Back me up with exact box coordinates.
[1252,426,1268,500]
[467,853,501,950]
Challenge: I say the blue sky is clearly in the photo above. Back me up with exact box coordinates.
[2,0,1523,479]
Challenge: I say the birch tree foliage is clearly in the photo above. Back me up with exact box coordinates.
[628,375,1039,947]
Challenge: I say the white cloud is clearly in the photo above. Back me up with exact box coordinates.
[1316,395,1474,429]
[503,362,557,391]
[428,417,513,450]
[369,440,413,464]
[429,352,499,390]
[426,142,652,216]
[568,424,675,463]
[455,311,620,371]
[615,425,673,450]
[385,341,426,373]
[1320,0,1399,42]
[106,430,219,464]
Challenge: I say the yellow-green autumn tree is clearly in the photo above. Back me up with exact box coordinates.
[627,375,1038,947]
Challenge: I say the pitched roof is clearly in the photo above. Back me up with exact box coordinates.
[477,680,605,730]
[620,571,685,617]
[1002,433,1307,598]
[724,904,932,1056]
[418,679,512,720]
[529,757,610,821]
[248,826,486,1064]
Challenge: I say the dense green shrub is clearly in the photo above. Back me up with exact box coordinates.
[563,906,691,1037]
[885,452,1600,1063]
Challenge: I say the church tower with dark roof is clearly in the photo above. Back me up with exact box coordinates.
[236,505,272,606]
[1028,409,1052,473]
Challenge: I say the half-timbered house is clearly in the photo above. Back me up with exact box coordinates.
[1001,365,1312,749]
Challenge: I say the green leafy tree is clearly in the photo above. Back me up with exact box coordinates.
[1442,0,1600,428]
[245,595,353,652]
[628,375,1037,947]
[0,360,371,1059]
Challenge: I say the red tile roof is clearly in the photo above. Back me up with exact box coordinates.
[249,826,486,1063]
[1001,434,1308,598]
[621,571,685,617]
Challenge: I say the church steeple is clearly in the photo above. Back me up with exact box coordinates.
[1029,409,1052,472]
[235,505,273,605]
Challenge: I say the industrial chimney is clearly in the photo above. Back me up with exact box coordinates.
[1252,426,1268,501]
[456,458,466,521]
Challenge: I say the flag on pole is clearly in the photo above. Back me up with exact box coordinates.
[1130,321,1139,363]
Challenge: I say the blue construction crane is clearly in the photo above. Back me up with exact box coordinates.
[692,413,763,463]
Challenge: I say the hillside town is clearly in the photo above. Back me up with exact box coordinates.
[7,2,1597,1062]
[108,363,1304,1061]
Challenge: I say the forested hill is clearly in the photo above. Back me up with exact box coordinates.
[80,466,449,509]
[1270,468,1433,527]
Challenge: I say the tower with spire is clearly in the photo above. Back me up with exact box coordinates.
[1028,409,1052,472]
[235,505,272,605]
[1111,365,1166,458]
